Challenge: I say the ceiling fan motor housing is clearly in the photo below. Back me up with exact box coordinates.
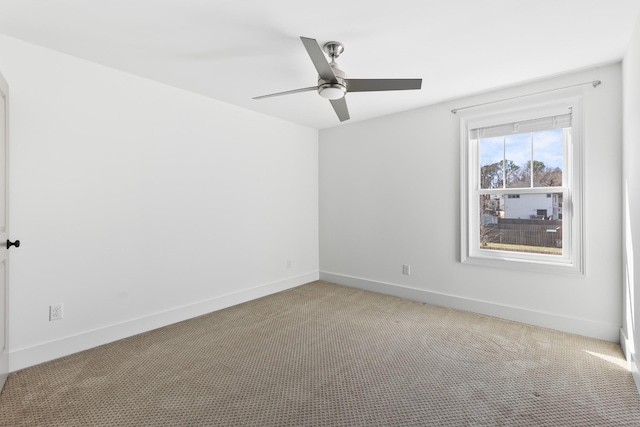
[318,63,347,100]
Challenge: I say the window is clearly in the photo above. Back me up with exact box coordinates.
[460,98,584,274]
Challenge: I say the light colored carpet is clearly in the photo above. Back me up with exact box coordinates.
[0,280,639,426]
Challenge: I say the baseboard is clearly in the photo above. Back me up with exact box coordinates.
[620,328,640,395]
[0,350,7,391]
[620,328,631,361]
[10,272,319,372]
[632,354,640,396]
[320,271,620,342]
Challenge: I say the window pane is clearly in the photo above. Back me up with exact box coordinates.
[504,134,530,188]
[478,192,563,255]
[532,129,563,187]
[479,137,504,189]
[480,130,564,191]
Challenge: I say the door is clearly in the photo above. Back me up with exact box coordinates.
[0,71,9,390]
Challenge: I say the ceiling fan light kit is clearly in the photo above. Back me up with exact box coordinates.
[253,37,422,122]
[318,83,346,100]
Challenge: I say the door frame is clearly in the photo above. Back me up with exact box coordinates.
[0,70,10,391]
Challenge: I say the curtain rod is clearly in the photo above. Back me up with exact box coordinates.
[450,80,601,114]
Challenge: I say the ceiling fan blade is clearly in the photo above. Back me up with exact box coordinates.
[300,36,337,81]
[253,86,317,100]
[330,98,350,122]
[346,78,422,92]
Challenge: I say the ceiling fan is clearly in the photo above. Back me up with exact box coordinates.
[253,36,422,122]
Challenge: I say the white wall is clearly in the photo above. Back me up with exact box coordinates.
[0,35,319,371]
[622,16,640,391]
[320,63,622,342]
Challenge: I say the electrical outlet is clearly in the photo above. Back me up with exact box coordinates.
[287,259,292,268]
[402,264,411,275]
[49,304,63,321]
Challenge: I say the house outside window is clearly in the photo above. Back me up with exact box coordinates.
[460,98,584,274]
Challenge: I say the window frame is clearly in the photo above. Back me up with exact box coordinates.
[460,97,584,275]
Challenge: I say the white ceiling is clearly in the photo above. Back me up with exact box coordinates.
[0,1,639,129]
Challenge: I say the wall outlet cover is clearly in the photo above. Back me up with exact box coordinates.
[50,304,63,321]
